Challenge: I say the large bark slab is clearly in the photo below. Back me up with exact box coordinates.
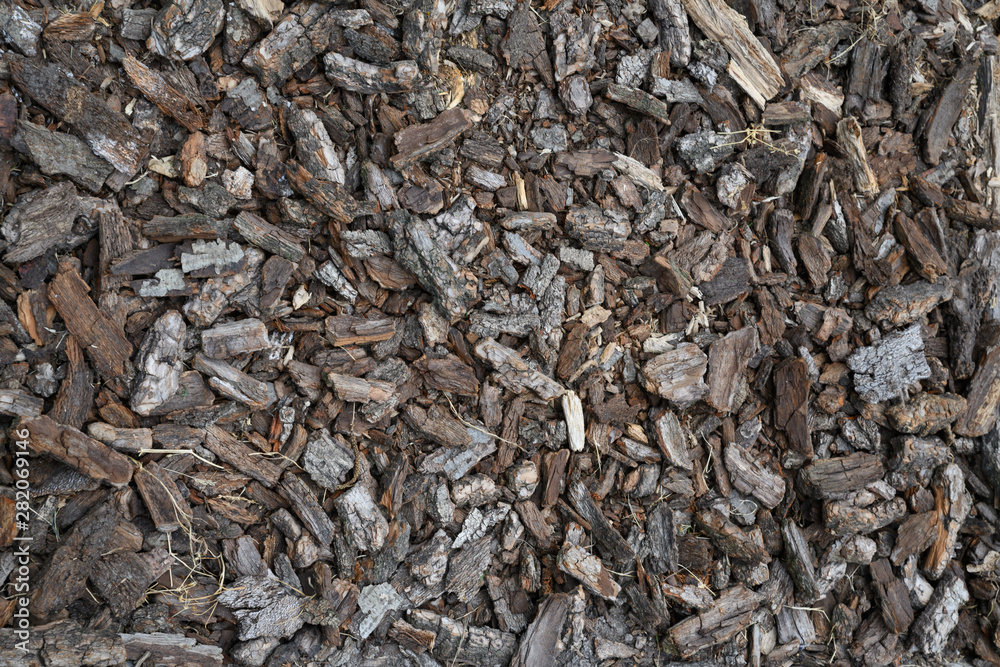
[10,59,147,177]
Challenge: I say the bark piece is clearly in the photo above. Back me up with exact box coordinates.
[87,424,153,454]
[798,234,831,289]
[894,211,947,283]
[643,344,709,408]
[144,214,227,242]
[924,464,971,580]
[325,315,396,346]
[242,4,335,88]
[449,45,498,73]
[234,212,305,263]
[647,504,679,574]
[567,481,634,566]
[204,424,282,486]
[707,327,759,412]
[606,83,673,124]
[50,337,93,429]
[148,0,225,61]
[680,0,783,107]
[149,371,215,417]
[447,538,496,602]
[865,281,953,328]
[217,575,305,640]
[774,358,811,456]
[768,208,797,274]
[132,311,186,416]
[954,345,1000,437]
[49,261,134,377]
[90,548,171,615]
[285,161,375,224]
[566,205,631,252]
[653,410,693,471]
[869,559,913,633]
[699,257,752,306]
[2,181,80,263]
[391,209,479,322]
[562,390,585,452]
[558,542,621,601]
[801,453,884,499]
[0,389,42,419]
[847,39,887,105]
[302,430,356,491]
[408,609,517,666]
[31,501,120,620]
[323,52,419,94]
[725,444,784,509]
[782,519,818,600]
[501,1,548,72]
[848,324,931,404]
[668,585,761,658]
[236,0,284,23]
[202,318,270,359]
[475,338,565,401]
[14,120,113,193]
[10,59,146,177]
[287,107,345,185]
[836,117,878,195]
[413,355,479,397]
[194,353,277,409]
[681,184,728,233]
[391,108,473,170]
[134,461,192,533]
[281,473,337,546]
[823,498,906,537]
[782,21,853,78]
[334,483,389,552]
[924,62,976,165]
[510,593,572,667]
[119,632,224,667]
[695,506,770,562]
[259,255,295,312]
[0,2,42,56]
[515,500,553,550]
[123,55,204,132]
[25,416,133,487]
[404,403,470,448]
[890,511,938,566]
[649,0,691,66]
[220,78,274,131]
[326,372,395,404]
[910,575,968,655]
[534,452,565,509]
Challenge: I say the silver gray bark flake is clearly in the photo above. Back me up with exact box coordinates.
[314,260,358,304]
[357,583,407,639]
[421,425,497,481]
[848,324,931,403]
[0,3,42,57]
[911,575,968,655]
[334,482,389,552]
[217,575,305,641]
[302,430,355,491]
[148,0,226,61]
[453,505,510,549]
[137,269,186,298]
[181,240,246,275]
[427,195,489,265]
[390,210,479,323]
[131,310,186,416]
